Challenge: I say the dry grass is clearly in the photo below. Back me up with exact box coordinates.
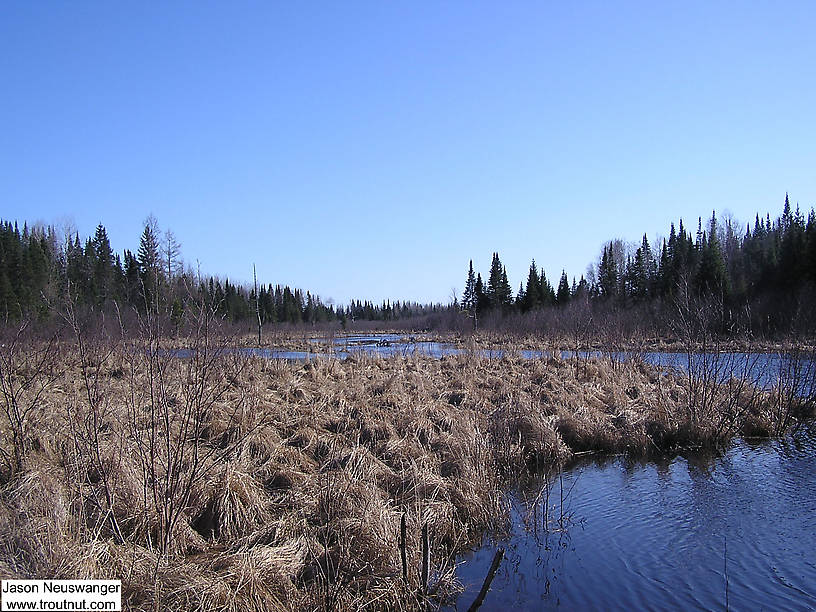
[0,337,796,610]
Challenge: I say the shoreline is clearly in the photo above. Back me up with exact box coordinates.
[227,330,816,357]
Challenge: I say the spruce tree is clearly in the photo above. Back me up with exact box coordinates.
[574,275,589,301]
[807,209,816,283]
[696,211,728,295]
[499,265,512,307]
[599,244,618,299]
[556,270,570,305]
[137,217,161,310]
[123,250,141,309]
[474,273,488,313]
[779,202,807,291]
[92,224,114,305]
[462,260,476,312]
[523,260,541,312]
[66,234,86,302]
[539,269,555,305]
[487,252,503,308]
[137,219,161,273]
[0,268,17,320]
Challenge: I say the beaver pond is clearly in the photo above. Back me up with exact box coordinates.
[39,334,809,609]
[242,335,815,610]
[165,335,815,609]
[451,427,816,611]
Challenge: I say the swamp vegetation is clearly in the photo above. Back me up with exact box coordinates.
[1,314,813,610]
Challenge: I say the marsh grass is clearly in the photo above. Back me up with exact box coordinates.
[0,329,809,610]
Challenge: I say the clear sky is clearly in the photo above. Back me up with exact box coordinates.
[2,2,815,305]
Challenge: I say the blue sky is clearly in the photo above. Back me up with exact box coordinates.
[2,2,815,305]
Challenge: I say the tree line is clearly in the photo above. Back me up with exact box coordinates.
[2,194,814,337]
[461,195,816,335]
[0,216,437,328]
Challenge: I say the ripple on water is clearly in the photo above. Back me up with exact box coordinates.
[450,432,816,611]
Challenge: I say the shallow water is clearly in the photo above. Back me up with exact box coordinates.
[286,337,813,389]
[450,429,816,611]
[163,337,814,609]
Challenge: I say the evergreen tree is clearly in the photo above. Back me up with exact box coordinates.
[137,217,162,309]
[556,270,570,305]
[598,244,618,299]
[807,209,816,283]
[522,260,541,312]
[487,252,504,308]
[462,260,476,312]
[137,218,161,274]
[630,235,655,301]
[658,238,670,297]
[0,268,16,320]
[474,273,489,313]
[696,211,728,295]
[499,265,512,307]
[574,275,589,301]
[539,269,555,305]
[66,234,86,302]
[779,202,807,291]
[92,224,114,305]
[123,250,141,308]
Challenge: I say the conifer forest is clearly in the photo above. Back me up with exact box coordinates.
[2,194,815,338]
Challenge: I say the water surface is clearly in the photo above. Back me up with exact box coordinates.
[451,430,816,611]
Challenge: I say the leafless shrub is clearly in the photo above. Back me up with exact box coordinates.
[0,320,62,480]
[770,344,816,436]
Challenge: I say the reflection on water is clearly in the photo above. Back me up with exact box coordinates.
[451,430,816,611]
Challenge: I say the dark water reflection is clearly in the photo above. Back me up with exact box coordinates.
[450,430,816,611]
